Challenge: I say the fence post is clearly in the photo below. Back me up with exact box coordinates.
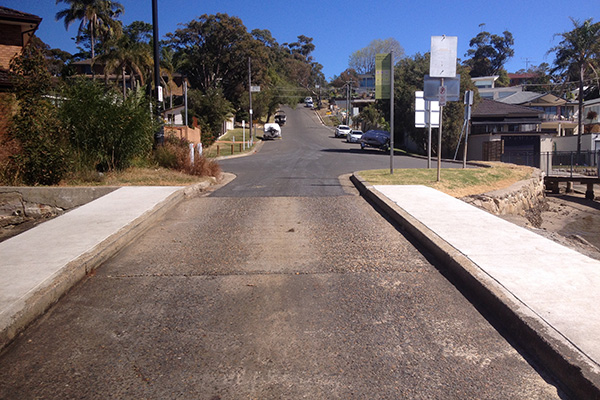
[231,144,234,154]
[217,145,220,156]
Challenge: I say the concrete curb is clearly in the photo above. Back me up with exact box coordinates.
[213,138,265,161]
[0,180,217,352]
[350,173,600,399]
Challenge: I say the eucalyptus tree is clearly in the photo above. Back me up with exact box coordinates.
[549,17,600,153]
[55,0,124,63]
[464,30,514,78]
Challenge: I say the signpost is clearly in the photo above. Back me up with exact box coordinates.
[376,53,394,174]
[429,36,458,182]
[415,91,439,168]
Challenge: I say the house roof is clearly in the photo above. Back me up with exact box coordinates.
[508,73,538,79]
[497,91,544,105]
[473,98,543,117]
[498,91,568,106]
[0,6,42,24]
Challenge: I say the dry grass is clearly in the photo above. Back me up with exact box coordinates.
[60,167,213,187]
[358,162,534,198]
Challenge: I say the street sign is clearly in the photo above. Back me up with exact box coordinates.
[423,75,460,101]
[430,36,458,78]
[438,86,447,106]
[251,85,261,92]
[375,53,392,100]
[415,91,426,128]
[415,91,440,128]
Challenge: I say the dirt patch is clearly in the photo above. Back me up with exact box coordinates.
[498,191,600,261]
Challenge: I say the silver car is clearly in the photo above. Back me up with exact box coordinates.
[346,129,363,143]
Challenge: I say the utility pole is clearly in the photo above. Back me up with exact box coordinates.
[248,57,253,146]
[151,0,163,145]
[390,51,394,174]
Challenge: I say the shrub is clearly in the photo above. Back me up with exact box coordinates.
[154,135,221,178]
[60,79,156,172]
[7,43,69,185]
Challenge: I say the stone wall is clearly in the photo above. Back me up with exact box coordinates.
[461,169,547,226]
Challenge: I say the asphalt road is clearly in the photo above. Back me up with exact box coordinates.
[0,106,565,399]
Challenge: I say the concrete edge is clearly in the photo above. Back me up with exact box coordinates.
[350,172,600,399]
[0,180,218,352]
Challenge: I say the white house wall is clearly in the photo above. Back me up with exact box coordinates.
[553,133,600,152]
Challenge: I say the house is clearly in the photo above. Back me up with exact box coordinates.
[507,72,540,87]
[356,73,375,95]
[583,98,600,133]
[467,99,554,170]
[0,6,41,91]
[472,75,523,100]
[497,91,577,136]
[0,6,41,134]
[71,58,185,102]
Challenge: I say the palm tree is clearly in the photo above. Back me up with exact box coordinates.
[550,18,600,154]
[55,0,124,65]
[101,34,152,97]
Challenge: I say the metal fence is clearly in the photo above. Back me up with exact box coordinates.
[501,150,600,177]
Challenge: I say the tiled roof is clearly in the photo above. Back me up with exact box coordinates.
[0,6,42,23]
[473,98,542,117]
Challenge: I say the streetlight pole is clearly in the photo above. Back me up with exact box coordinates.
[151,0,163,145]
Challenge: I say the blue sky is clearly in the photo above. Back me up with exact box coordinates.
[2,0,598,80]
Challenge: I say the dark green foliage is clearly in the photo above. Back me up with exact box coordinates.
[464,30,514,77]
[186,87,234,146]
[394,54,478,157]
[8,42,69,185]
[60,79,156,171]
[394,53,430,151]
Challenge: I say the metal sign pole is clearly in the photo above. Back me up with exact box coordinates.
[390,51,394,174]
[427,101,432,169]
[437,78,444,182]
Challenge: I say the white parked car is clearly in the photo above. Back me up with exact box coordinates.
[334,125,351,138]
[346,129,363,143]
[263,123,282,139]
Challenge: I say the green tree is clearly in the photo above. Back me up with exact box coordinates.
[395,54,477,157]
[186,87,234,146]
[549,17,600,154]
[349,38,405,74]
[8,42,69,185]
[356,104,386,132]
[167,13,264,108]
[55,0,124,64]
[465,30,514,77]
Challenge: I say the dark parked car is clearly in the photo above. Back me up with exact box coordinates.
[359,130,390,151]
[274,111,286,125]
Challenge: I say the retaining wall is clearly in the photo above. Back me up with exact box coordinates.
[461,169,546,222]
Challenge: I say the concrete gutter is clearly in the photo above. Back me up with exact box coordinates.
[350,172,600,399]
